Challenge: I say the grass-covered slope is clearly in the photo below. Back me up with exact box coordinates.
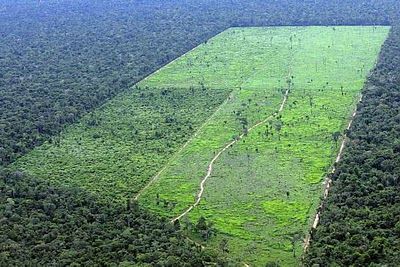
[138,26,389,266]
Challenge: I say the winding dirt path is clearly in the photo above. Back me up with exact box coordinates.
[303,94,363,251]
[134,92,234,201]
[171,87,290,222]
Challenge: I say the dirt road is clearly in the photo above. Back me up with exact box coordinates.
[171,88,290,222]
[303,94,363,251]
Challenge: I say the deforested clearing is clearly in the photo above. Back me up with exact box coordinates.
[138,26,389,265]
[13,26,389,265]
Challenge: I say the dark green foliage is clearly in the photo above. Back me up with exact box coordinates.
[305,27,400,266]
[0,171,233,266]
[196,217,215,241]
[1,0,400,166]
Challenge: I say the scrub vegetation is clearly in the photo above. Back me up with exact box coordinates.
[12,86,229,203]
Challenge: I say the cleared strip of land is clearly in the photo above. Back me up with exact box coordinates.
[138,26,389,266]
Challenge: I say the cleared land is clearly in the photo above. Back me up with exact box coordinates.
[138,26,389,265]
[12,26,388,265]
[11,87,230,202]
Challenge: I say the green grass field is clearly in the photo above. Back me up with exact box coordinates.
[138,26,389,265]
[12,26,388,266]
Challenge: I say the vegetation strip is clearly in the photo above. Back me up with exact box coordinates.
[172,88,291,223]
[134,91,234,201]
[11,87,230,203]
[303,94,363,251]
[137,26,389,266]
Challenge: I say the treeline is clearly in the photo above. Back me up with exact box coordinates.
[0,170,234,266]
[305,26,400,266]
[1,0,400,165]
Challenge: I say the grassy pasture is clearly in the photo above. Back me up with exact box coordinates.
[138,26,389,265]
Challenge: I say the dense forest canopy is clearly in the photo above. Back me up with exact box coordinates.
[0,170,235,266]
[1,0,400,165]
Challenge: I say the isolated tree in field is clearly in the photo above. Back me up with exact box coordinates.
[332,131,341,145]
[243,127,249,136]
[274,120,283,140]
[309,95,314,108]
[156,193,160,206]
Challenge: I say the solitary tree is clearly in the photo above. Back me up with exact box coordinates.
[274,120,283,140]
[332,131,341,145]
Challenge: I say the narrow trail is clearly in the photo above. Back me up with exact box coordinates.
[303,93,363,251]
[171,87,290,222]
[135,55,271,202]
[134,92,234,201]
[171,44,296,223]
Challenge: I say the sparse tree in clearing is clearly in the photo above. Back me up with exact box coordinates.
[332,131,341,145]
[163,199,168,208]
[274,120,283,140]
[309,95,313,108]
[243,127,249,136]
[156,193,160,206]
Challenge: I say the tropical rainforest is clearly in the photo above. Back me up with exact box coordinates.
[1,0,400,266]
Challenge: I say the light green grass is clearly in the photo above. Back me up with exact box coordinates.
[138,26,389,266]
